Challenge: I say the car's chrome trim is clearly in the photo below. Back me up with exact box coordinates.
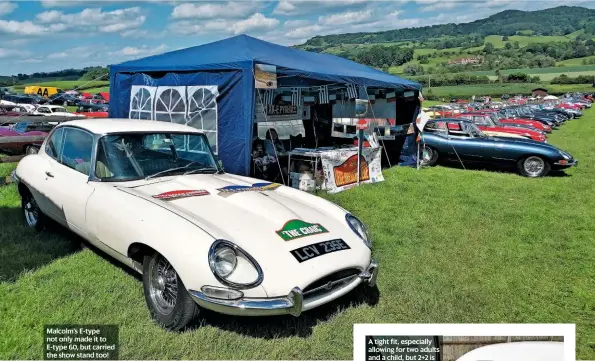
[11,170,19,183]
[188,260,378,316]
[554,159,578,166]
[188,286,303,317]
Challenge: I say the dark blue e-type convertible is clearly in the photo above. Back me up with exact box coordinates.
[420,119,577,177]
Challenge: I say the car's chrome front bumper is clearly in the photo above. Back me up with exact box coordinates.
[188,260,378,317]
[554,159,578,168]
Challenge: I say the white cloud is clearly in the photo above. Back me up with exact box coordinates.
[171,1,258,20]
[273,0,368,16]
[419,1,461,12]
[0,20,49,35]
[285,24,323,39]
[283,19,310,29]
[279,8,401,43]
[40,0,177,7]
[0,47,30,59]
[231,13,279,34]
[34,7,146,34]
[171,12,279,36]
[318,9,374,26]
[47,51,69,59]
[0,2,17,16]
[109,44,168,57]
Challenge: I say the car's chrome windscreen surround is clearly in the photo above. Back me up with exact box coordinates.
[208,239,264,290]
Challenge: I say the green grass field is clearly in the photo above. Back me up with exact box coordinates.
[557,55,595,66]
[425,83,593,99]
[1,103,595,359]
[484,34,573,48]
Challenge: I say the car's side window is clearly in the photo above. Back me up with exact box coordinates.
[45,127,65,160]
[60,128,94,175]
[473,116,489,126]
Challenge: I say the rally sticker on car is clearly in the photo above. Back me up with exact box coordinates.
[153,189,210,200]
[276,219,328,241]
[217,182,281,197]
[290,239,350,262]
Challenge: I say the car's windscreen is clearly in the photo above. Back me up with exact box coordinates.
[95,132,219,181]
[461,122,486,138]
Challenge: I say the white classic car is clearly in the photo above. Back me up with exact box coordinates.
[33,105,81,118]
[14,119,378,330]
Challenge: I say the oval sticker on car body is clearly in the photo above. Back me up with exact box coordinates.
[276,219,329,241]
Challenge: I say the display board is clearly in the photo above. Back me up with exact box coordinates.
[320,147,384,193]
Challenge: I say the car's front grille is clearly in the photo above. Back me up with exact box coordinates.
[303,268,360,300]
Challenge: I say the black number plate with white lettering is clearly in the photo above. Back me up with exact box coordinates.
[290,239,351,263]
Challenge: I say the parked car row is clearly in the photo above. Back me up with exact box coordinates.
[419,93,592,177]
[0,90,109,118]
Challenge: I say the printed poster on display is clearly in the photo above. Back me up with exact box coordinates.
[320,147,384,194]
[254,64,277,89]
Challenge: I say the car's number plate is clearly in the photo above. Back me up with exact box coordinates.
[290,239,351,263]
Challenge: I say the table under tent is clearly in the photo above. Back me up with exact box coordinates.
[109,35,422,192]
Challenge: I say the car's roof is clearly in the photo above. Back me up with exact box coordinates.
[59,118,204,135]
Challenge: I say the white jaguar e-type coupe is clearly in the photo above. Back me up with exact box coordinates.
[14,119,378,330]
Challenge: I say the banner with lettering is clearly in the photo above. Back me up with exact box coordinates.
[320,147,384,194]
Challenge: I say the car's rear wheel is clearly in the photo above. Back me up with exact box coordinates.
[22,190,45,231]
[142,252,199,331]
[420,145,439,166]
[518,156,551,177]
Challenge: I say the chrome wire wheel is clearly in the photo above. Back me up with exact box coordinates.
[148,255,178,315]
[523,156,545,177]
[422,147,433,163]
[24,197,39,228]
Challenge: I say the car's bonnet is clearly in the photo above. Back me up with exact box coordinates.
[117,173,371,295]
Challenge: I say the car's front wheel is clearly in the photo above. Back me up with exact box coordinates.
[21,190,45,231]
[142,252,199,331]
[518,156,551,177]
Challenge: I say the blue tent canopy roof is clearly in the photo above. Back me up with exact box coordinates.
[110,34,421,90]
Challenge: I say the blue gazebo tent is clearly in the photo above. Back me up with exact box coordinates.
[109,34,422,175]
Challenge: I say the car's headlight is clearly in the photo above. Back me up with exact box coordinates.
[346,214,371,248]
[212,246,237,277]
[559,151,572,160]
[208,240,263,289]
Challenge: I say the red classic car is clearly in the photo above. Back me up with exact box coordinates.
[476,109,551,133]
[73,103,108,118]
[0,122,50,154]
[556,103,583,110]
[454,113,547,142]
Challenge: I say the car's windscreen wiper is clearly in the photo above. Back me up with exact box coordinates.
[145,161,199,180]
[183,167,219,175]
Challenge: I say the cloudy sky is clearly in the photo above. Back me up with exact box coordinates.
[0,0,594,75]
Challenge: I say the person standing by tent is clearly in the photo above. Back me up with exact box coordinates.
[264,128,288,182]
[472,95,476,102]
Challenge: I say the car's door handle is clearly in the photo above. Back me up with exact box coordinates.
[45,171,54,178]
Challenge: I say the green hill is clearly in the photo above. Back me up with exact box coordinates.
[297,6,595,51]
